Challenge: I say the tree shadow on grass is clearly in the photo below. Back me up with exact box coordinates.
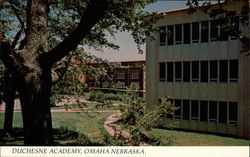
[0,127,103,146]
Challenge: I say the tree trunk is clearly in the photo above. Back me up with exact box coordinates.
[2,70,15,139]
[17,67,53,145]
[16,0,52,145]
[3,89,15,139]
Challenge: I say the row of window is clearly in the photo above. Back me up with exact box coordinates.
[117,81,140,89]
[117,72,140,79]
[163,99,238,125]
[159,60,238,83]
[159,18,239,46]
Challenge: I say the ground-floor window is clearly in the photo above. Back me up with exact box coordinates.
[165,99,238,125]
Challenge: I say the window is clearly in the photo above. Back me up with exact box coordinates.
[117,73,125,79]
[167,25,174,45]
[219,101,227,124]
[174,99,182,119]
[191,100,199,120]
[131,72,139,79]
[229,16,239,40]
[131,82,140,89]
[200,61,208,82]
[201,21,209,42]
[159,62,166,82]
[219,60,228,82]
[175,24,182,44]
[192,22,199,43]
[184,23,191,44]
[200,101,208,122]
[229,102,238,125]
[182,100,190,120]
[210,20,219,41]
[209,101,217,123]
[117,81,125,88]
[166,99,174,119]
[175,62,182,82]
[102,81,109,88]
[210,60,218,82]
[220,25,228,41]
[229,60,238,83]
[192,61,199,82]
[167,62,174,82]
[183,61,190,82]
[160,26,166,46]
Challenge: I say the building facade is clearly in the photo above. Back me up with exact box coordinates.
[87,61,146,96]
[146,1,249,139]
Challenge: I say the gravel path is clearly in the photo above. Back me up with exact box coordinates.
[104,112,130,138]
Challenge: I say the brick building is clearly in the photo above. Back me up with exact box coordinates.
[87,60,146,96]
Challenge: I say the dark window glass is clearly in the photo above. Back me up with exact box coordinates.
[229,60,238,82]
[210,60,218,82]
[159,26,166,46]
[210,20,219,41]
[201,21,209,42]
[200,101,208,122]
[159,62,166,82]
[183,61,190,82]
[174,99,181,119]
[175,62,182,82]
[201,61,208,82]
[167,99,174,118]
[220,26,228,41]
[184,23,191,44]
[219,60,228,82]
[219,102,227,123]
[167,62,174,82]
[175,24,182,44]
[191,100,199,120]
[209,101,217,122]
[229,16,239,39]
[167,25,174,45]
[183,100,190,120]
[192,61,199,82]
[229,102,238,124]
[192,22,199,43]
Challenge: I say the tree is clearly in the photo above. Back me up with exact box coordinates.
[0,0,248,146]
[0,68,16,139]
[0,0,160,145]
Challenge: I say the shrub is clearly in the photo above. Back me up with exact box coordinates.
[118,88,177,145]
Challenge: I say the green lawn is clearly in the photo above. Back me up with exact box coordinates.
[0,111,249,146]
[152,128,249,146]
[0,111,114,145]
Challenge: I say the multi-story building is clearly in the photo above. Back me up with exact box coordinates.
[146,1,249,139]
[87,60,146,96]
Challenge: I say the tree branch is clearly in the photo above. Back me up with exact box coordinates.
[51,54,72,85]
[9,0,25,29]
[44,0,110,66]
[11,28,24,49]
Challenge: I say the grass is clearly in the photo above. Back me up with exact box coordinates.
[1,111,249,146]
[151,128,250,146]
[0,111,115,145]
[0,95,249,146]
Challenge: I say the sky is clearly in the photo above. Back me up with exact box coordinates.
[87,1,188,62]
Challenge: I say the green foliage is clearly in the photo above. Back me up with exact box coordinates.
[98,124,127,146]
[119,88,177,145]
[50,95,59,106]
[52,64,85,95]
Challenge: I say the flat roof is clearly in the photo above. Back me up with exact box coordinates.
[159,1,221,15]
